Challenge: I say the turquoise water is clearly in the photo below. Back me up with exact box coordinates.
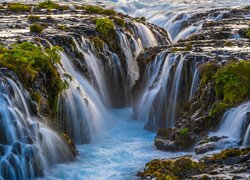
[44,109,186,180]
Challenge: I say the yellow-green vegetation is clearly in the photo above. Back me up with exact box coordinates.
[96,18,115,37]
[37,0,68,10]
[179,127,189,137]
[80,5,116,15]
[30,24,44,33]
[0,42,69,112]
[214,60,250,105]
[209,101,228,116]
[7,3,31,12]
[28,15,41,23]
[184,42,193,51]
[207,147,250,162]
[113,17,125,27]
[57,24,67,31]
[246,27,250,39]
[90,36,104,52]
[138,157,204,179]
[224,41,233,47]
[200,63,218,84]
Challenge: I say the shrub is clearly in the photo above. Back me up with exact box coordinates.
[7,3,31,12]
[96,18,115,36]
[0,42,69,112]
[214,60,250,105]
[113,17,125,27]
[30,24,44,33]
[28,15,41,23]
[184,42,193,51]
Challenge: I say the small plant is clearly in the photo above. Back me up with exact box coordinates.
[28,15,41,23]
[102,9,116,15]
[57,24,67,31]
[30,24,44,33]
[96,18,115,36]
[113,17,125,27]
[140,17,146,21]
[7,3,31,12]
[224,41,233,47]
[79,5,116,15]
[179,128,189,137]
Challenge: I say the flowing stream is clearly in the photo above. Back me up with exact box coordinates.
[43,108,186,180]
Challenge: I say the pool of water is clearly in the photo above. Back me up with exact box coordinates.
[43,108,187,180]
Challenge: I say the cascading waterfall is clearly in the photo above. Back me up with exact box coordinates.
[71,36,110,105]
[117,31,140,90]
[134,22,158,48]
[57,52,111,144]
[137,52,184,130]
[210,102,250,148]
[189,68,200,100]
[0,70,73,180]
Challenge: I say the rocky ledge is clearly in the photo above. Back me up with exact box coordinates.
[138,147,250,179]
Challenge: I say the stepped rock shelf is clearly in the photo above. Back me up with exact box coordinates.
[0,1,250,180]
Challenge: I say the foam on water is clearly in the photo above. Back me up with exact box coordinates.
[44,108,187,180]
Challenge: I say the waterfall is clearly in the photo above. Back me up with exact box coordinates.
[189,68,200,100]
[134,22,158,48]
[137,52,185,130]
[210,102,250,148]
[57,52,111,144]
[168,56,186,127]
[117,31,140,90]
[71,36,110,105]
[0,70,73,180]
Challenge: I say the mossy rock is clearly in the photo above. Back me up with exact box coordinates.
[138,157,204,179]
[95,18,115,37]
[7,3,31,12]
[30,24,44,33]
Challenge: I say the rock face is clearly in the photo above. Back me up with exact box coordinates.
[138,147,250,179]
[132,6,250,151]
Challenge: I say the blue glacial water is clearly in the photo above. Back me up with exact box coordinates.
[43,108,186,180]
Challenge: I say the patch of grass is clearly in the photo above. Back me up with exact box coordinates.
[113,17,125,27]
[179,128,189,137]
[37,0,68,10]
[7,3,31,12]
[96,18,115,37]
[224,41,233,47]
[79,5,116,15]
[30,24,44,33]
[28,15,41,23]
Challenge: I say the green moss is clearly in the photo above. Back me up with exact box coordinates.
[28,15,41,23]
[200,63,218,84]
[184,42,193,51]
[80,5,116,15]
[37,0,68,10]
[96,18,115,37]
[138,157,204,179]
[90,36,104,52]
[57,24,67,31]
[224,41,233,47]
[30,24,44,33]
[208,148,250,162]
[7,3,31,12]
[179,128,189,137]
[0,42,69,113]
[209,101,228,116]
[31,92,42,104]
[246,27,250,39]
[113,17,125,27]
[214,60,250,105]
